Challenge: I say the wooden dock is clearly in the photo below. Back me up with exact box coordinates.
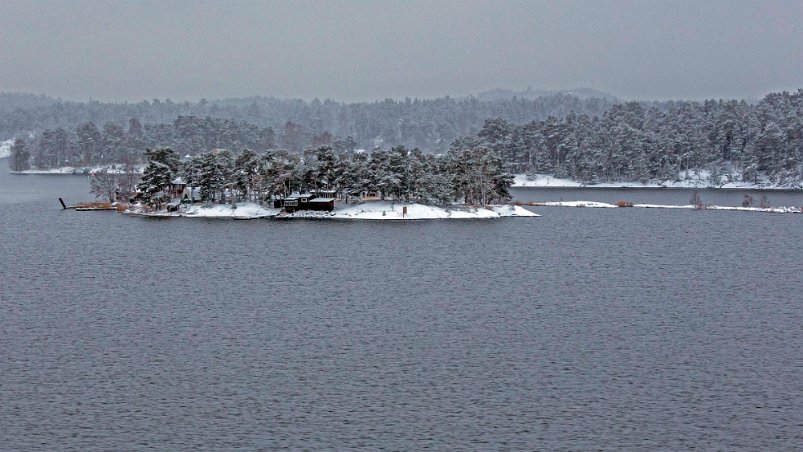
[60,198,118,211]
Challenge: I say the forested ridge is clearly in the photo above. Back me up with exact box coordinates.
[5,89,802,186]
[0,91,613,155]
[468,91,803,186]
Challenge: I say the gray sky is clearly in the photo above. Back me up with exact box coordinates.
[1,0,801,102]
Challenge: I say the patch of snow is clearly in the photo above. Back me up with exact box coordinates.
[0,139,13,159]
[538,201,618,208]
[633,204,695,210]
[127,202,280,219]
[313,201,539,220]
[705,205,802,214]
[530,201,801,214]
[13,166,82,175]
[183,203,280,219]
[13,164,145,175]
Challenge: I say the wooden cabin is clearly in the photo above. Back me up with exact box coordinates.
[273,193,336,213]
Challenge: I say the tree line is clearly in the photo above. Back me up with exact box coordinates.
[1,91,614,156]
[469,90,803,185]
[133,144,513,207]
[7,90,802,186]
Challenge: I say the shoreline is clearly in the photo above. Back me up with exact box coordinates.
[8,166,800,191]
[124,201,541,221]
[516,200,802,214]
[512,174,802,191]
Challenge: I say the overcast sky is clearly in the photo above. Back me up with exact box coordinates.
[1,0,801,102]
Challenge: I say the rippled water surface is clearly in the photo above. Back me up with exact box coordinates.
[1,170,801,450]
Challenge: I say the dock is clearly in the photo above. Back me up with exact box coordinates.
[59,198,118,211]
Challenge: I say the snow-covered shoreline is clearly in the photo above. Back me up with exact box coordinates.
[125,201,540,220]
[513,173,803,190]
[524,200,802,214]
[0,139,12,159]
[10,163,800,191]
[10,164,144,175]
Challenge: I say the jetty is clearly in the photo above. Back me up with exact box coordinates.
[59,198,118,211]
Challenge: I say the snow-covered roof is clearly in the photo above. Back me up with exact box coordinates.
[307,197,336,203]
[171,176,186,185]
[285,193,313,200]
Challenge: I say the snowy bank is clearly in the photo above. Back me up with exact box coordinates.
[525,201,802,214]
[127,202,280,219]
[293,201,539,220]
[0,139,12,159]
[11,164,145,175]
[127,201,539,220]
[513,172,802,190]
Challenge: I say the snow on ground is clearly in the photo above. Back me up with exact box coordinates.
[513,172,802,190]
[128,201,539,220]
[13,167,84,174]
[530,201,801,214]
[12,164,145,175]
[319,201,539,220]
[183,203,280,218]
[0,139,13,159]
[537,201,618,208]
[128,202,280,219]
[704,205,802,214]
[633,203,695,210]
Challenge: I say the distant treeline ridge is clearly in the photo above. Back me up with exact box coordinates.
[5,90,803,185]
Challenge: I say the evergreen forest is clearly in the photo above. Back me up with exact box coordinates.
[4,89,802,186]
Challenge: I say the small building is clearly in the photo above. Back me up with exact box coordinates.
[170,177,187,199]
[273,193,335,213]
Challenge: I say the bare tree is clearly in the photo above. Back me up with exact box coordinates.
[90,169,119,202]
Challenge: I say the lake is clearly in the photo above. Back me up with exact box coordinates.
[1,168,801,450]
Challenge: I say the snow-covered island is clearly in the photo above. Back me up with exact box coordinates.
[126,201,538,220]
[112,146,539,221]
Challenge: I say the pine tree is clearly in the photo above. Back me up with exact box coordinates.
[197,151,226,202]
[8,138,31,172]
[137,147,179,203]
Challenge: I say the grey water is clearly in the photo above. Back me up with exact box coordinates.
[1,169,801,450]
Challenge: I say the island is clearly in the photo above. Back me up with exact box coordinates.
[119,146,538,220]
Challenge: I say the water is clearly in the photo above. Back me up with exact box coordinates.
[1,168,801,450]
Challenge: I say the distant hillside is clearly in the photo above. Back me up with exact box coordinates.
[0,91,616,152]
[476,87,618,102]
[0,92,60,112]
